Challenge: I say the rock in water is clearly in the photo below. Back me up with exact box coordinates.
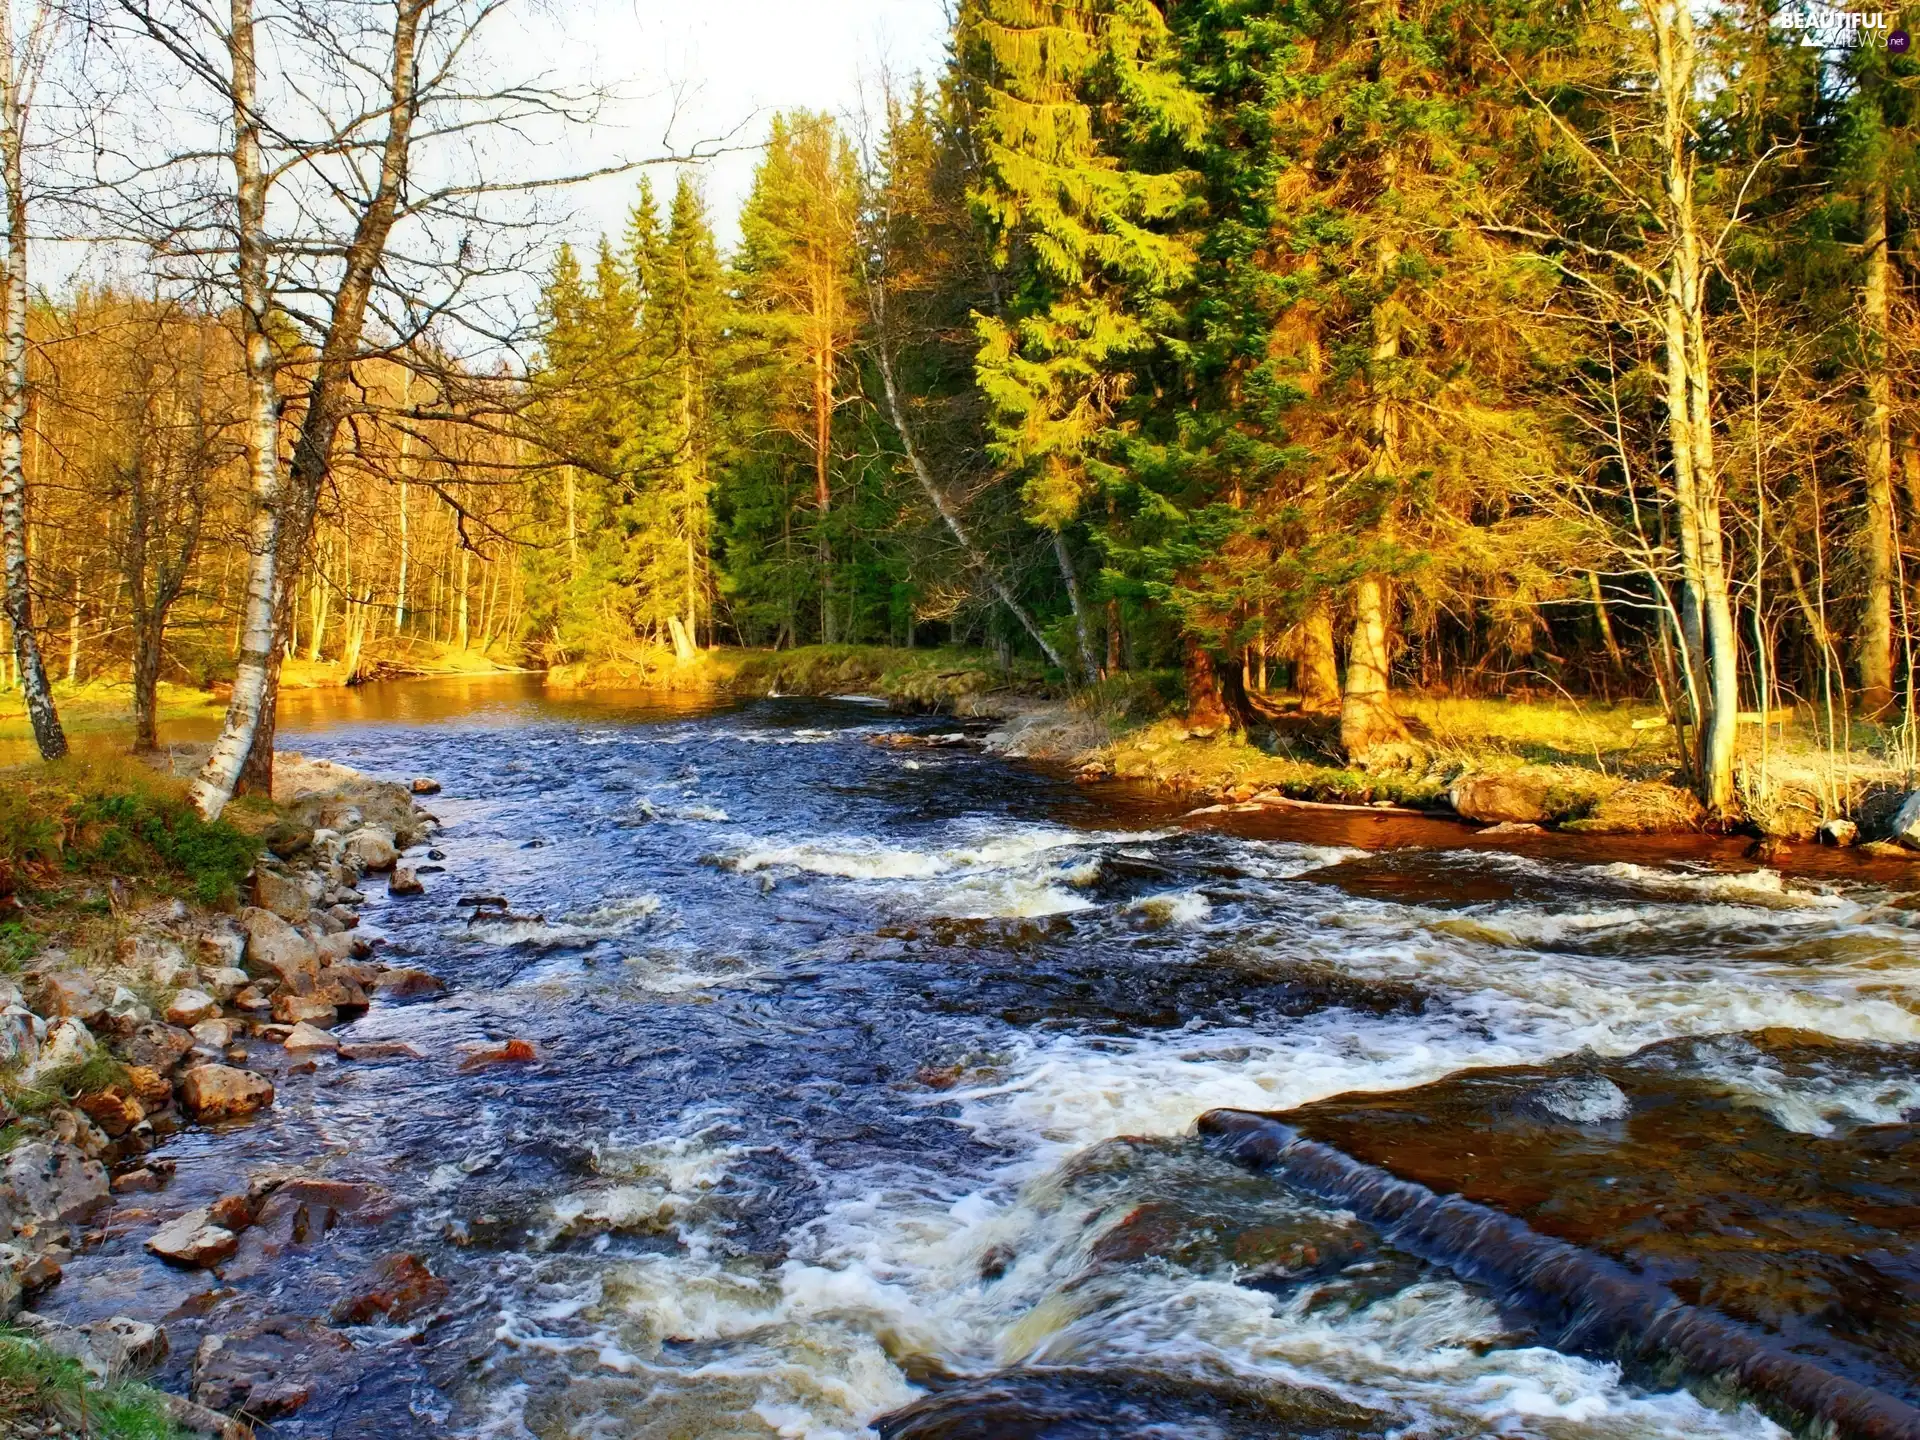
[1817,817,1859,847]
[410,777,441,795]
[1889,790,1920,848]
[178,1066,275,1122]
[282,1022,340,1054]
[388,864,424,897]
[193,1316,352,1418]
[146,1208,239,1268]
[1448,772,1553,824]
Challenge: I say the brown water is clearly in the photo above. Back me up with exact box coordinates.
[25,674,1920,1438]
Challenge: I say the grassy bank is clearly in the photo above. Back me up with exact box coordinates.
[0,1331,185,1439]
[548,644,1051,711]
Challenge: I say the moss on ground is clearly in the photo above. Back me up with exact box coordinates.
[0,1331,183,1439]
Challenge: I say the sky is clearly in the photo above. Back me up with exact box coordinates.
[535,0,951,254]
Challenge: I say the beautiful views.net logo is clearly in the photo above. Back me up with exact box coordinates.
[1789,2,1911,48]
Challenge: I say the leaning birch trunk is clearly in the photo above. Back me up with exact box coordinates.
[236,0,425,795]
[190,0,278,819]
[1050,529,1100,686]
[1857,165,1895,716]
[868,323,1071,677]
[0,0,62,761]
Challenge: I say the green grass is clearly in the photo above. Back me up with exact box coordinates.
[0,754,261,906]
[0,1330,184,1439]
[726,645,1052,709]
[0,678,224,746]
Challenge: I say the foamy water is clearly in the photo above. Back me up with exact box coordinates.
[141,693,1911,1439]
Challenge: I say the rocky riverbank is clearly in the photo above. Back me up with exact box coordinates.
[0,760,452,1436]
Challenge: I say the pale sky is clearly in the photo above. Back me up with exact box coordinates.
[538,0,950,254]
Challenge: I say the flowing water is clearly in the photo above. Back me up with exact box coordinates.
[37,677,1920,1438]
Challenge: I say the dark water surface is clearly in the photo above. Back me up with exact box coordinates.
[39,676,1920,1438]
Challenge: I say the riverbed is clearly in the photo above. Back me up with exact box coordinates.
[38,676,1920,1437]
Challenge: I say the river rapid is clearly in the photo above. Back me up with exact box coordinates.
[40,677,1920,1438]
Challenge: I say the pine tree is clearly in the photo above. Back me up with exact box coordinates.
[958,0,1207,685]
[725,112,862,644]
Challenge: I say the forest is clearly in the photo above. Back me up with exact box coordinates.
[0,0,1913,822]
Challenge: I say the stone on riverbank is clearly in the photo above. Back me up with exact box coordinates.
[253,866,318,922]
[27,972,104,1027]
[272,993,337,1027]
[1817,817,1859,847]
[373,966,445,999]
[1558,780,1706,835]
[1448,771,1556,824]
[121,1021,195,1071]
[178,1065,274,1122]
[342,827,399,873]
[388,864,423,897]
[0,1142,109,1238]
[240,907,321,993]
[203,966,251,1001]
[165,989,220,1028]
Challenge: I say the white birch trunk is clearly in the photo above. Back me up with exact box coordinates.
[190,0,281,819]
[0,0,62,759]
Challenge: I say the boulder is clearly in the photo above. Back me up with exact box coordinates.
[164,990,220,1029]
[28,1018,97,1080]
[342,827,399,873]
[1560,781,1706,835]
[146,1208,239,1268]
[74,1088,144,1139]
[119,935,195,989]
[239,907,321,994]
[1478,820,1546,837]
[1889,790,1920,848]
[410,777,441,796]
[230,985,275,1013]
[313,929,358,964]
[11,1313,167,1381]
[373,967,445,1000]
[120,1021,195,1071]
[104,986,152,1031]
[178,1065,274,1123]
[28,972,104,1027]
[192,1316,351,1418]
[0,1006,41,1067]
[123,1066,172,1108]
[0,1142,108,1237]
[388,865,423,897]
[202,967,252,1002]
[191,1018,242,1050]
[195,929,245,972]
[272,994,337,1027]
[262,820,315,860]
[282,1022,339,1055]
[252,867,317,923]
[329,1253,447,1325]
[1818,817,1860,847]
[314,971,368,1013]
[1448,772,1554,825]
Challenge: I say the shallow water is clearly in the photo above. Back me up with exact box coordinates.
[41,677,1920,1437]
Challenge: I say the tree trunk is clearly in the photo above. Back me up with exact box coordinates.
[457,542,470,650]
[1051,530,1099,686]
[236,0,425,797]
[131,620,164,755]
[1340,579,1407,756]
[1106,597,1121,675]
[1651,0,1736,815]
[1295,599,1341,712]
[1183,633,1229,732]
[190,0,279,818]
[1857,165,1895,716]
[0,1,62,760]
[867,324,1070,674]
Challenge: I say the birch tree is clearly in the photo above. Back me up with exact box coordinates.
[0,0,62,759]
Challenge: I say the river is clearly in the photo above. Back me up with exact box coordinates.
[36,676,1920,1438]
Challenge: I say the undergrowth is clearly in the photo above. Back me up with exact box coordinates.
[0,1330,182,1439]
[0,755,260,905]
